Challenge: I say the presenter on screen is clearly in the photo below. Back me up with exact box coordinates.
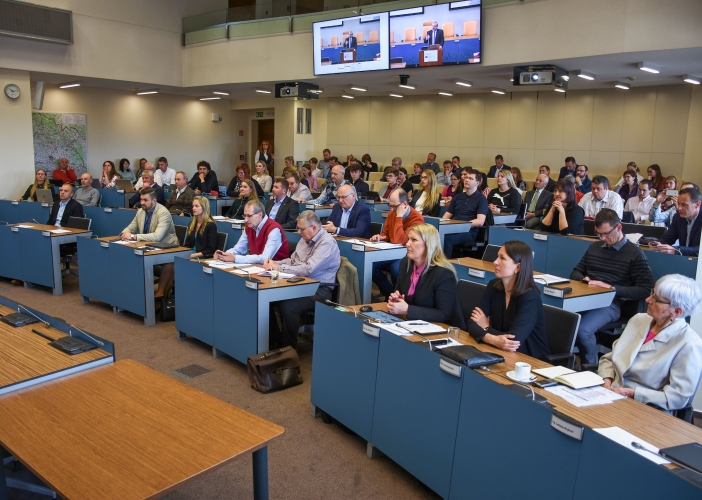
[424,22,444,47]
[344,34,357,49]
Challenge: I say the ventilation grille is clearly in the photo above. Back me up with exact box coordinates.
[0,0,72,44]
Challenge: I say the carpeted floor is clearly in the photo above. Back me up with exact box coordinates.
[0,276,440,499]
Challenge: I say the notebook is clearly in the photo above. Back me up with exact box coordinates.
[553,371,604,389]
[36,188,54,204]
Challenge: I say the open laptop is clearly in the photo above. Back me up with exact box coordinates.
[481,244,501,262]
[36,188,54,204]
[115,179,136,192]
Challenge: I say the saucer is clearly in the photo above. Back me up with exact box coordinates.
[506,371,537,383]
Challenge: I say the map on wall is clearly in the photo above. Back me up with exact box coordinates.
[32,113,88,175]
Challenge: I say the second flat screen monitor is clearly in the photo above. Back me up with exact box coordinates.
[389,1,481,69]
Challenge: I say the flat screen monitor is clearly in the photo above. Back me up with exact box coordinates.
[313,13,390,75]
[389,1,481,69]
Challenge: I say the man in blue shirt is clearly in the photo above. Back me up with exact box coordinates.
[322,184,371,238]
[47,183,83,226]
[443,169,488,258]
[574,164,592,194]
[653,187,702,256]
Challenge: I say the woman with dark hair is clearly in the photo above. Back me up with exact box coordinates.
[227,163,264,198]
[441,171,460,202]
[135,158,148,181]
[225,179,258,219]
[617,170,639,204]
[118,158,135,182]
[539,179,584,235]
[254,140,274,171]
[397,167,413,198]
[467,241,550,360]
[100,160,121,188]
[361,153,378,179]
[18,168,51,201]
[511,167,527,191]
[647,164,665,194]
[184,196,218,259]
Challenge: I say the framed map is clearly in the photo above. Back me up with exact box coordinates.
[32,112,88,175]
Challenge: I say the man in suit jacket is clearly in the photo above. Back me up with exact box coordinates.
[349,164,369,196]
[130,170,164,208]
[653,187,702,256]
[424,22,444,47]
[558,156,578,179]
[487,155,510,178]
[343,34,357,49]
[524,174,554,229]
[165,171,195,215]
[265,178,299,230]
[322,184,371,238]
[535,165,556,192]
[47,183,84,226]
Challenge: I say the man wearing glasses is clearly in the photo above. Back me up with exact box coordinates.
[322,184,371,238]
[570,209,653,364]
[214,200,289,264]
[264,211,341,349]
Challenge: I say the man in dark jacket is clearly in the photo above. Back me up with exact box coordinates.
[47,183,83,226]
[265,178,299,230]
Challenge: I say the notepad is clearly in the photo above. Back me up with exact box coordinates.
[533,274,570,285]
[395,321,445,334]
[553,370,604,389]
[533,366,576,378]
[233,266,265,275]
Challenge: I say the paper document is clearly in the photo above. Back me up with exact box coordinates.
[15,224,34,228]
[378,323,413,336]
[111,240,132,245]
[533,366,576,378]
[395,321,446,334]
[545,385,624,407]
[594,427,670,465]
[553,370,604,389]
[439,218,451,222]
[625,233,643,244]
[367,242,404,250]
[50,229,71,234]
[207,261,238,269]
[533,274,570,285]
[233,266,265,275]
[258,271,296,279]
[212,215,227,220]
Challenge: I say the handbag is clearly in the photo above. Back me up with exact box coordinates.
[160,288,176,322]
[439,345,505,369]
[247,347,302,394]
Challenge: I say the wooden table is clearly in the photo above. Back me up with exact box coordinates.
[0,359,283,500]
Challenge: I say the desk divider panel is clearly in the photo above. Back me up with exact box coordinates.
[84,207,137,238]
[450,368,581,499]
[77,237,113,305]
[0,225,22,280]
[109,243,146,316]
[19,229,54,288]
[311,303,381,442]
[644,251,697,281]
[371,331,464,499]
[489,227,548,271]
[0,200,20,224]
[175,257,215,345]
[544,235,591,278]
[215,221,243,249]
[212,269,258,364]
[98,188,128,208]
[18,202,50,224]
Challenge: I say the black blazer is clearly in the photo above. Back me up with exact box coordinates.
[183,221,217,258]
[467,279,551,361]
[424,28,444,46]
[410,190,440,217]
[189,170,219,194]
[539,204,584,235]
[265,196,299,230]
[47,198,84,226]
[524,189,554,218]
[226,177,264,198]
[395,258,464,328]
[344,36,357,49]
[353,178,370,196]
[661,212,702,256]
[487,164,510,178]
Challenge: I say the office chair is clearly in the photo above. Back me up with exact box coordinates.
[595,298,647,354]
[174,225,187,245]
[454,226,489,258]
[514,203,528,227]
[457,280,487,324]
[216,232,228,252]
[287,239,298,255]
[370,222,383,237]
[61,217,92,277]
[543,304,580,369]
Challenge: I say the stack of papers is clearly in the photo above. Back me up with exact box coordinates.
[258,271,296,279]
[50,229,71,234]
[233,266,265,275]
[212,215,227,220]
[533,274,570,285]
[545,385,624,407]
[231,219,245,224]
[207,261,238,269]
[553,371,604,389]
[395,321,445,334]
[626,233,643,244]
[111,240,132,245]
[594,427,670,465]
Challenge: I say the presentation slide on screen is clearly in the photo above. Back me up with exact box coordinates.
[313,13,390,75]
[389,1,481,68]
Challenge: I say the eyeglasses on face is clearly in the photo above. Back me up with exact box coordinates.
[650,290,671,305]
[338,193,354,200]
[243,213,259,219]
[595,225,618,238]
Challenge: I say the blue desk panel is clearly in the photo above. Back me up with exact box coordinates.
[0,200,20,224]
[545,236,591,278]
[489,227,549,272]
[77,237,113,305]
[215,221,243,250]
[450,369,581,499]
[311,303,380,442]
[321,43,381,63]
[0,226,22,280]
[643,250,697,281]
[212,269,259,364]
[372,331,463,498]
[83,207,138,238]
[109,244,146,316]
[98,188,128,208]
[369,210,387,225]
[175,257,215,345]
[390,38,480,66]
[18,202,50,224]
[19,229,54,288]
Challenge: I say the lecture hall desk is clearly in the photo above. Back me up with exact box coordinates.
[311,303,702,499]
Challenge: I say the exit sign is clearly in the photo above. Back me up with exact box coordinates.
[256,112,264,118]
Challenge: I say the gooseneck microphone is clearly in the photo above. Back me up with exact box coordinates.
[477,365,535,401]
[17,305,50,327]
[33,218,48,230]
[69,324,105,347]
[324,299,356,316]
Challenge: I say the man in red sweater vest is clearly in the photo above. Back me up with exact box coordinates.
[214,200,289,264]
[371,189,424,299]
[52,157,78,184]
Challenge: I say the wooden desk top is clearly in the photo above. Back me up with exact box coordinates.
[201,259,319,290]
[0,359,284,500]
[98,235,190,256]
[335,236,405,253]
[0,305,111,391]
[14,223,91,236]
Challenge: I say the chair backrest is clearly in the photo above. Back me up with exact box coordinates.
[330,35,338,46]
[367,172,383,183]
[456,280,487,325]
[442,22,454,37]
[390,30,394,43]
[373,181,388,193]
[543,304,580,359]
[355,31,364,43]
[370,222,383,237]
[583,219,595,236]
[422,26,432,40]
[463,20,478,36]
[320,37,324,47]
[175,224,188,245]
[216,232,228,252]
[369,30,378,42]
[404,27,416,41]
[67,216,91,230]
[288,238,298,255]
[517,202,527,219]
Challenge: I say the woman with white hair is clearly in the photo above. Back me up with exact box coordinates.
[598,274,702,412]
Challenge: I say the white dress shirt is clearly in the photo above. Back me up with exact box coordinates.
[624,195,655,222]
[578,190,624,218]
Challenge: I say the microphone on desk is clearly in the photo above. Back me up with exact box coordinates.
[476,365,535,401]
[246,269,261,283]
[17,305,50,327]
[33,218,48,230]
[406,329,441,352]
[324,299,356,316]
[69,324,104,347]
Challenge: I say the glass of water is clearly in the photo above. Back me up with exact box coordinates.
[270,269,280,284]
[448,327,460,343]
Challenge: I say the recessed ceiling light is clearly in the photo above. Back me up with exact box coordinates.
[577,70,595,81]
[255,89,271,94]
[399,83,416,90]
[200,97,221,100]
[614,81,630,90]
[638,62,661,74]
[59,82,80,89]
[341,94,354,99]
[491,88,506,95]
[454,79,472,87]
[509,78,514,82]
[554,88,566,93]
[350,85,367,92]
[683,75,701,85]
[136,89,159,95]
[212,91,229,95]
[562,75,570,81]
[438,91,453,97]
[389,93,403,98]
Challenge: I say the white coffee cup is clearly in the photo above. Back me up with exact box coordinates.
[514,362,531,380]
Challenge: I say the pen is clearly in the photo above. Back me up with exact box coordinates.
[407,322,427,325]
[32,329,55,341]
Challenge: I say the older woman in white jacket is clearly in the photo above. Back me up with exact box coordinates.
[598,274,702,412]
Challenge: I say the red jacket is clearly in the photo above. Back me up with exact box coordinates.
[381,207,424,245]
[53,168,77,183]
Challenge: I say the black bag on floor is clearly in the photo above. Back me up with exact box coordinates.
[160,288,176,322]
[247,347,302,394]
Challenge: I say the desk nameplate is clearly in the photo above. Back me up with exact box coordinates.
[232,223,242,230]
[134,249,144,256]
[11,201,19,205]
[439,358,462,378]
[543,287,564,298]
[468,268,485,278]
[42,231,51,236]
[306,204,316,209]
[245,279,259,290]
[203,267,212,274]
[550,412,584,441]
[41,203,49,208]
[352,244,366,252]
[534,233,548,241]
[100,242,110,248]
[117,189,125,193]
[362,323,379,338]
[104,208,112,213]
[11,226,18,232]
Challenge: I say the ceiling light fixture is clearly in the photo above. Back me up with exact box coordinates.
[200,97,221,100]
[454,79,472,87]
[350,85,367,92]
[212,91,229,95]
[491,87,506,95]
[562,75,570,81]
[399,83,416,90]
[638,62,661,74]
[438,91,453,97]
[389,93,403,98]
[255,89,272,94]
[136,89,159,95]
[683,75,701,85]
[554,88,566,93]
[341,94,354,99]
[577,70,595,81]
[614,81,630,90]
[59,82,80,89]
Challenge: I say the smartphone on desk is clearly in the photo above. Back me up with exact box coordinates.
[534,378,558,388]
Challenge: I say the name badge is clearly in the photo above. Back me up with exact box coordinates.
[232,223,242,230]
[306,204,315,209]
[104,208,113,213]
[100,242,109,248]
[11,201,19,205]
[245,280,258,290]
[203,267,212,274]
[543,287,564,298]
[11,226,18,232]
[362,323,379,338]
[468,268,485,278]
[550,413,583,441]
[117,189,125,193]
[134,249,144,256]
[41,203,49,208]
[439,358,462,378]
[42,231,51,236]
[351,244,365,252]
[534,233,548,241]
[382,212,388,218]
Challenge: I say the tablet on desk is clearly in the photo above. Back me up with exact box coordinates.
[362,310,404,323]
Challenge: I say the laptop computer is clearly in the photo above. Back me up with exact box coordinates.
[36,188,54,204]
[481,244,501,262]
[143,242,179,249]
[115,179,136,192]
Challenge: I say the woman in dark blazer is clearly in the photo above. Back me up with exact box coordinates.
[467,240,550,360]
[184,196,218,259]
[539,179,584,235]
[387,224,463,327]
[225,179,258,219]
[410,169,441,217]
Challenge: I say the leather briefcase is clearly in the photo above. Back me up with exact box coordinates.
[439,345,505,369]
[160,288,176,323]
[247,347,302,394]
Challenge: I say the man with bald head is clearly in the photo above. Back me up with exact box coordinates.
[323,184,371,238]
[74,173,100,206]
[52,158,77,184]
[523,174,554,229]
[312,164,348,205]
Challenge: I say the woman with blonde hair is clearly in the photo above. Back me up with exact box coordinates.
[486,170,521,214]
[410,169,442,216]
[18,168,51,201]
[225,179,258,219]
[100,160,121,188]
[252,161,272,192]
[184,196,218,259]
[387,224,462,326]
